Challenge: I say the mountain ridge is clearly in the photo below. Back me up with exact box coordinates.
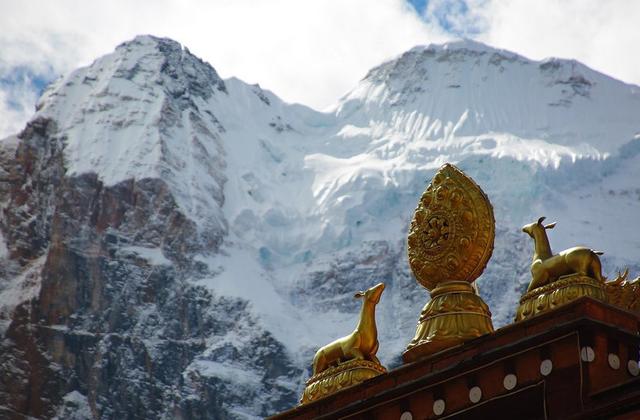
[1,34,639,419]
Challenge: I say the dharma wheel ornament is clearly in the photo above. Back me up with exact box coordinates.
[403,163,495,363]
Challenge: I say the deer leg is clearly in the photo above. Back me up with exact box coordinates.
[590,256,604,282]
[364,341,380,363]
[347,348,365,361]
[369,340,381,365]
[371,340,379,356]
[312,350,326,375]
[528,270,548,292]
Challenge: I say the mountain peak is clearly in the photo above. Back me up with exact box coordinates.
[418,38,511,55]
[442,38,492,50]
[363,39,527,85]
[37,34,226,118]
[336,39,640,155]
[29,35,231,238]
[116,34,180,50]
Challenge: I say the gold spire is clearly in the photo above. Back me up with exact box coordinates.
[404,163,495,363]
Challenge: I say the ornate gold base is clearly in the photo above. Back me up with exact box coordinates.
[299,359,386,405]
[403,281,494,363]
[515,274,606,322]
[605,270,640,314]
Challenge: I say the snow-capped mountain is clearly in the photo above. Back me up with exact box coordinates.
[0,35,639,419]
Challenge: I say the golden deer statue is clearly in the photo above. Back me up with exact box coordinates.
[312,282,385,375]
[522,216,605,292]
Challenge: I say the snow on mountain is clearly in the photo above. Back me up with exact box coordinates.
[336,39,640,155]
[1,35,639,419]
[35,36,229,247]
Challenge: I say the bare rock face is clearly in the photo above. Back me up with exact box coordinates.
[0,36,300,419]
[0,122,298,419]
[3,118,64,264]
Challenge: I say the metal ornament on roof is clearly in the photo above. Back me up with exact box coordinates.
[407,163,495,290]
[300,283,387,404]
[404,163,495,362]
[516,216,640,322]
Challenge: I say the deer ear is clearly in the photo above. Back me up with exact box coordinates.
[544,222,556,230]
[354,291,364,299]
[537,216,546,224]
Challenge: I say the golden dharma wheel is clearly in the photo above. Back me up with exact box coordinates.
[407,163,495,290]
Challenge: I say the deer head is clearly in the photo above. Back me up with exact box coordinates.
[522,216,557,261]
[354,282,385,304]
[522,216,556,237]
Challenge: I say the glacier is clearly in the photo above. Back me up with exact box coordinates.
[0,35,639,419]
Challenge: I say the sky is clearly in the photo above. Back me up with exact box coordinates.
[1,0,639,138]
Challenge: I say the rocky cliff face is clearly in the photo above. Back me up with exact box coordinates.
[1,36,639,419]
[0,36,300,419]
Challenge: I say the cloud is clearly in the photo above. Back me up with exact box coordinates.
[0,68,52,138]
[422,0,489,36]
[415,0,640,88]
[0,0,448,139]
[1,0,639,139]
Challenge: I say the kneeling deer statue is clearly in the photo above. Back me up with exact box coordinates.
[522,217,604,292]
[312,282,385,376]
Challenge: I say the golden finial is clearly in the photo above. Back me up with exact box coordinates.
[516,217,639,321]
[404,163,495,362]
[407,163,495,288]
[300,283,387,404]
[522,216,605,291]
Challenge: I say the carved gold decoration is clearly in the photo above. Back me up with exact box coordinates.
[312,283,385,375]
[408,164,494,289]
[515,274,607,321]
[404,281,493,362]
[517,217,640,321]
[605,269,640,314]
[300,359,386,404]
[521,217,605,292]
[301,283,386,403]
[404,164,495,363]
